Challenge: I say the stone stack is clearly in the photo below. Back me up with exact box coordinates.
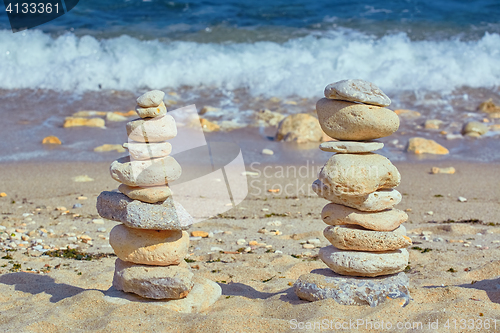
[96,90,221,309]
[294,79,412,307]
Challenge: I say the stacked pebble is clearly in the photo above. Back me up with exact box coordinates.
[294,79,412,306]
[96,91,220,304]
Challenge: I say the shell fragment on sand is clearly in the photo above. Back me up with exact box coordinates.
[321,204,407,231]
[318,153,400,197]
[324,79,391,107]
[123,141,172,161]
[110,156,181,187]
[136,102,167,119]
[109,225,189,265]
[316,98,399,140]
[313,180,402,211]
[112,259,193,299]
[136,90,165,108]
[126,115,177,143]
[118,184,172,203]
[96,191,193,230]
[319,141,384,153]
[323,225,412,251]
[319,245,409,277]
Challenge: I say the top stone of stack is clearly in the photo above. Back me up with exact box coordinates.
[136,90,167,118]
[324,79,391,107]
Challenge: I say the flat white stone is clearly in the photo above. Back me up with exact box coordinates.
[294,269,410,307]
[313,180,401,212]
[124,141,172,161]
[319,245,409,277]
[324,79,391,107]
[320,141,384,153]
[110,155,181,187]
[126,115,177,143]
[136,90,165,108]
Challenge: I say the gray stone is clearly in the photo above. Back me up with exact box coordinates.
[96,191,193,230]
[294,269,410,307]
[104,276,221,313]
[324,79,391,107]
[319,246,409,277]
[112,259,194,299]
[312,180,401,212]
[320,141,384,153]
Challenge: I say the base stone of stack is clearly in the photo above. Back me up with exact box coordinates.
[294,269,410,307]
[112,259,194,299]
[105,276,221,313]
[319,246,409,277]
[96,191,193,230]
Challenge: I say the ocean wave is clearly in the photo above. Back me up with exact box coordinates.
[1,29,499,97]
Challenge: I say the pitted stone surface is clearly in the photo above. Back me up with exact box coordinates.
[312,180,401,212]
[110,156,181,187]
[324,79,391,107]
[96,191,193,230]
[319,141,384,153]
[316,98,399,141]
[112,259,193,299]
[319,245,409,277]
[126,115,177,143]
[135,102,167,118]
[124,141,172,161]
[294,269,410,307]
[118,184,173,204]
[323,225,412,251]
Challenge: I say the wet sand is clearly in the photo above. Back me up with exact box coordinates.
[0,161,499,332]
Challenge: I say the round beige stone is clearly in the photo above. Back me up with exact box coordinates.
[110,156,182,186]
[124,141,172,160]
[323,225,412,251]
[118,184,172,203]
[319,245,409,277]
[135,102,167,119]
[126,115,177,143]
[316,98,399,140]
[321,203,407,231]
[136,90,165,108]
[318,153,400,197]
[109,225,189,265]
[319,141,384,153]
[313,180,401,211]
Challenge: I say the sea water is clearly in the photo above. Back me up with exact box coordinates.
[0,0,499,162]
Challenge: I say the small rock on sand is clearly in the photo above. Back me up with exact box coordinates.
[42,136,62,144]
[63,117,105,128]
[431,167,455,174]
[407,137,449,155]
[94,144,126,153]
[275,114,323,143]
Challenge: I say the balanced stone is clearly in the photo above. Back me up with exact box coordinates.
[96,192,193,230]
[118,184,172,203]
[318,153,400,196]
[110,156,181,187]
[313,180,401,211]
[109,225,189,265]
[319,246,409,277]
[112,259,194,299]
[136,102,167,119]
[136,90,165,108]
[316,98,399,140]
[321,204,407,231]
[324,79,391,107]
[126,115,177,143]
[320,141,384,153]
[323,225,412,251]
[294,269,410,307]
[124,141,172,161]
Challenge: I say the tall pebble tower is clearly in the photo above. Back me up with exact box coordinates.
[96,90,221,311]
[294,80,412,307]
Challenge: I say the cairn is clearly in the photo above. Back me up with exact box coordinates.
[294,80,412,306]
[97,90,220,310]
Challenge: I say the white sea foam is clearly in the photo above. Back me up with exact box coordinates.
[1,29,499,97]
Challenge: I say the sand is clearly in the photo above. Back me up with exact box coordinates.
[0,160,499,332]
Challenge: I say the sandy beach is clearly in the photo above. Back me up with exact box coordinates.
[0,160,498,332]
